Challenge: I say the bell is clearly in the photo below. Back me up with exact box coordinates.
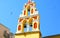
[24,24,27,28]
[30,24,32,27]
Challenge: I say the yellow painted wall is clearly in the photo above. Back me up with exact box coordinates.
[15,31,41,38]
[15,35,25,38]
[29,33,40,38]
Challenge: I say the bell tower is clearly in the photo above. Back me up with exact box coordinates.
[15,0,42,38]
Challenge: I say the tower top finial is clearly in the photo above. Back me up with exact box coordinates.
[28,0,32,4]
[28,0,31,1]
[28,0,31,2]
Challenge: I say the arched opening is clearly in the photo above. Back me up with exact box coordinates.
[27,5,30,11]
[28,11,30,16]
[23,20,27,32]
[28,18,33,31]
[27,5,30,16]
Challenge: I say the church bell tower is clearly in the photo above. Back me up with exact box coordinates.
[15,0,42,38]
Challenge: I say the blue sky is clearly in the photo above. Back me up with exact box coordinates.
[0,0,60,37]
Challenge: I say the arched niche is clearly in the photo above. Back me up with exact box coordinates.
[18,25,21,31]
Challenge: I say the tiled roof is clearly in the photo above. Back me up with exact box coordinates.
[42,34,60,38]
[0,23,10,30]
